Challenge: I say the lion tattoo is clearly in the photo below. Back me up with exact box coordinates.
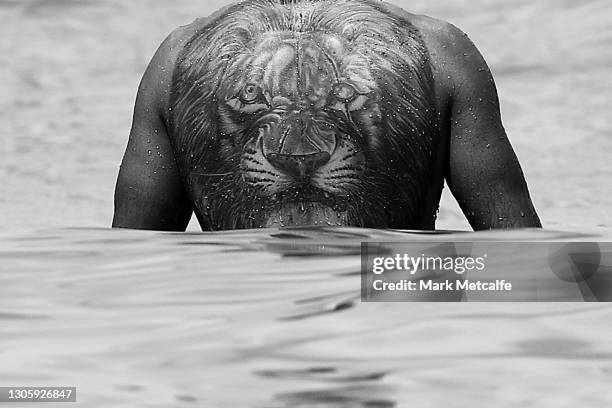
[169,0,440,229]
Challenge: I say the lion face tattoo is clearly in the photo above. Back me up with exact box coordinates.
[170,0,439,229]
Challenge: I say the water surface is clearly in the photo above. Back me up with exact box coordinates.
[2,227,612,407]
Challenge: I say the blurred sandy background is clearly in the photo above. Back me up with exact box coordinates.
[1,0,610,231]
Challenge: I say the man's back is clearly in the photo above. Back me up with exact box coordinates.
[113,0,541,231]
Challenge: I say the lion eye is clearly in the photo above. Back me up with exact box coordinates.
[331,83,357,103]
[240,83,261,104]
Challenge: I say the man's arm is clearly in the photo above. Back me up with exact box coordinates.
[431,22,541,230]
[112,32,193,231]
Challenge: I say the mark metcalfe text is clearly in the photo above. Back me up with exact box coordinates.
[369,253,513,292]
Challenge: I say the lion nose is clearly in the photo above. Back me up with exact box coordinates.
[267,151,331,178]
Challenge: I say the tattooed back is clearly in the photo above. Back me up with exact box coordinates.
[169,0,441,229]
[113,0,541,231]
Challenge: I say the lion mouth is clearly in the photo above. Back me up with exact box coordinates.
[270,185,348,212]
[263,201,350,228]
[260,185,350,227]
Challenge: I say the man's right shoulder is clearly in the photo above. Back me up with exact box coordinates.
[395,11,497,109]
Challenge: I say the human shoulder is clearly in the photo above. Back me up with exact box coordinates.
[367,2,488,100]
[159,0,241,54]
[371,2,466,47]
[141,12,225,123]
[147,17,209,86]
[408,14,497,102]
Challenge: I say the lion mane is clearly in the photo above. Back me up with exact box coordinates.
[169,0,440,229]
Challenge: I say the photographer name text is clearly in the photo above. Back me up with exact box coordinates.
[369,253,513,292]
[372,279,512,291]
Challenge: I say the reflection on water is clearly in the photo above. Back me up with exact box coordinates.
[2,227,612,407]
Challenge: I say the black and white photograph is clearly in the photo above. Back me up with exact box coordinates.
[1,0,611,406]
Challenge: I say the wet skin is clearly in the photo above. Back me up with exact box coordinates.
[113,0,541,231]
